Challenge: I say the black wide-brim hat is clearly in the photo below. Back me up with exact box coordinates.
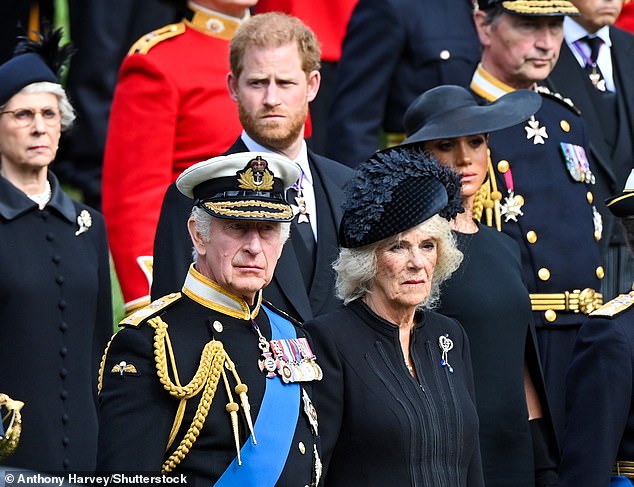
[176,152,301,222]
[402,85,542,145]
[606,169,634,218]
[477,0,579,16]
[339,147,463,248]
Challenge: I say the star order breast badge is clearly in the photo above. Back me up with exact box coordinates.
[525,117,548,145]
[500,191,524,222]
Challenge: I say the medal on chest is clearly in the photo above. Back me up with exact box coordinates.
[253,320,322,383]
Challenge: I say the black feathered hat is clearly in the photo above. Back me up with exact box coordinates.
[339,147,463,248]
[0,27,73,106]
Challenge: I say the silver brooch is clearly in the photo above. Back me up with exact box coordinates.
[75,210,92,236]
[438,334,454,373]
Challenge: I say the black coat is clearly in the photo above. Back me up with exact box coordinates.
[0,173,112,472]
[438,225,558,486]
[325,0,480,167]
[306,300,485,487]
[151,137,353,322]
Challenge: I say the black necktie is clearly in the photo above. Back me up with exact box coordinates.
[582,36,607,91]
[287,185,316,280]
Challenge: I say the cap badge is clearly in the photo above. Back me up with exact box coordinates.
[237,155,275,191]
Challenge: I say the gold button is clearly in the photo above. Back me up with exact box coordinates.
[586,191,594,204]
[298,441,306,454]
[545,310,557,322]
[497,160,510,173]
[515,194,525,206]
[594,231,601,242]
[538,268,551,281]
[526,230,538,243]
[560,120,571,132]
[596,266,605,279]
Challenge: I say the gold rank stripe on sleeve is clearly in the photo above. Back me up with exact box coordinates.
[119,292,183,328]
[127,22,186,55]
[589,292,634,318]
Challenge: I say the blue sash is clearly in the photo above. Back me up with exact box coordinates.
[215,305,301,487]
[611,476,633,486]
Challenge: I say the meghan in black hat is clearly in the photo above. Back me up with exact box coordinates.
[403,84,560,487]
[304,147,487,486]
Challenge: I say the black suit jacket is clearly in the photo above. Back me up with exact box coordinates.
[547,27,634,244]
[151,137,353,322]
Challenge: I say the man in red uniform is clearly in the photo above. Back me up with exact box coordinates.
[102,0,257,314]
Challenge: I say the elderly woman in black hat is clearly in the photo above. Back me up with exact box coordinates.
[402,85,559,487]
[305,147,485,486]
[0,31,112,471]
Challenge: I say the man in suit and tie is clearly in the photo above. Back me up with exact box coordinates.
[547,0,634,300]
[152,12,353,323]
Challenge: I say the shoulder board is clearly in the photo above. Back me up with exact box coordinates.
[262,299,303,328]
[535,85,581,115]
[590,292,634,318]
[120,293,183,328]
[128,22,186,55]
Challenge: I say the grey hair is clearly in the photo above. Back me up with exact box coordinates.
[2,81,76,131]
[189,205,291,261]
[334,214,463,309]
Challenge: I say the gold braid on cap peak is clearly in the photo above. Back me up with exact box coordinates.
[502,0,579,14]
[474,155,503,231]
[145,316,254,474]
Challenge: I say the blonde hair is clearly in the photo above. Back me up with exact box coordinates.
[334,214,463,309]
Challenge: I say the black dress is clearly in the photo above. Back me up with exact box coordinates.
[0,173,112,472]
[438,224,555,486]
[305,299,484,487]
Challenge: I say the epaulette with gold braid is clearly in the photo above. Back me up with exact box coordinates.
[127,22,186,55]
[535,85,581,115]
[590,292,634,318]
[119,293,182,328]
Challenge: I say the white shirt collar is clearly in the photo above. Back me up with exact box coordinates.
[564,17,612,47]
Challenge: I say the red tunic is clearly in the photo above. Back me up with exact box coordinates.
[616,2,634,34]
[255,0,359,62]
[102,10,243,312]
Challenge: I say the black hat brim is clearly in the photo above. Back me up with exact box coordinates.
[606,192,634,218]
[402,89,542,145]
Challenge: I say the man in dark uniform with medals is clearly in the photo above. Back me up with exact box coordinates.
[97,152,322,486]
[560,169,634,487]
[471,0,605,441]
